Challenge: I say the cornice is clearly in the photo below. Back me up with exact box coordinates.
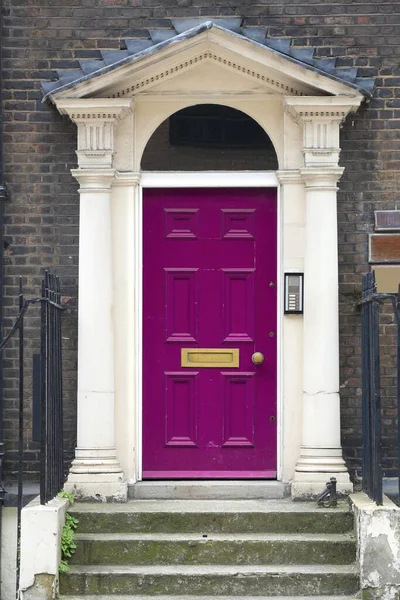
[284,96,362,124]
[55,98,133,122]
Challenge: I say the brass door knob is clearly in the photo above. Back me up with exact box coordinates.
[252,352,265,365]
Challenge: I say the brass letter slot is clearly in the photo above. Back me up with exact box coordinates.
[181,348,239,368]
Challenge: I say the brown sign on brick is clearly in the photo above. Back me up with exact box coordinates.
[370,234,400,263]
[373,266,400,293]
[375,211,400,232]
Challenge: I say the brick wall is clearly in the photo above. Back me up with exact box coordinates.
[2,0,400,480]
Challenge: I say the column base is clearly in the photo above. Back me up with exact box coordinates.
[291,446,353,499]
[64,472,128,502]
[64,450,128,502]
[291,470,353,499]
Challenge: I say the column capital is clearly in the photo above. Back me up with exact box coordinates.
[55,98,133,169]
[284,96,361,168]
[71,168,116,193]
[113,171,141,187]
[300,166,344,190]
[276,169,303,185]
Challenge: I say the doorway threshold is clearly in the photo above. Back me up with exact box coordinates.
[129,480,290,500]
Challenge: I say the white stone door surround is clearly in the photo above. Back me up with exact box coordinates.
[49,25,365,500]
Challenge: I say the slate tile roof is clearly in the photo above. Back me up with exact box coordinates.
[42,18,375,100]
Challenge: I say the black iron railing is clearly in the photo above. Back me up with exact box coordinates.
[361,270,400,506]
[40,272,64,505]
[0,272,64,596]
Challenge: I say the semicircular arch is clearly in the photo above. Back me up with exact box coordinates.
[135,98,283,171]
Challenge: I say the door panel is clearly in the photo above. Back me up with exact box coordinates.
[143,188,277,478]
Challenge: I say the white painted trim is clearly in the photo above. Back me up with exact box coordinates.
[136,171,282,482]
[135,184,144,482]
[56,97,133,116]
[138,93,275,101]
[141,171,278,188]
[276,181,283,482]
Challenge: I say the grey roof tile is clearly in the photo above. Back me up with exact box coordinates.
[264,37,291,55]
[334,67,358,83]
[79,60,106,76]
[125,39,154,54]
[41,20,376,100]
[313,57,337,74]
[149,30,176,44]
[241,27,267,43]
[42,80,64,95]
[55,69,85,86]
[289,47,315,66]
[355,77,375,95]
[100,50,130,66]
[56,69,83,81]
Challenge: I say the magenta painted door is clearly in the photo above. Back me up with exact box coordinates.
[143,188,277,478]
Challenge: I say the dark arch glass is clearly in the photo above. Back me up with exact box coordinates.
[141,104,278,171]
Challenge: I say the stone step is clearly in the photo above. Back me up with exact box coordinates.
[71,532,356,566]
[71,499,354,535]
[58,594,358,600]
[59,564,359,596]
[129,481,289,500]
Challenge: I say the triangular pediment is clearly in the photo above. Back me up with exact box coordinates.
[97,49,320,99]
[140,60,266,95]
[44,22,370,103]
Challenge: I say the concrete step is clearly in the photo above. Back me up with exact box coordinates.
[59,564,359,596]
[71,532,356,566]
[129,481,289,500]
[71,499,354,535]
[59,596,360,600]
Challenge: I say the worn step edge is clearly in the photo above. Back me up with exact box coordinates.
[63,564,358,575]
[73,516,354,535]
[129,481,290,499]
[71,531,356,566]
[74,532,355,542]
[71,499,352,513]
[71,500,354,536]
[59,596,360,600]
[60,566,359,597]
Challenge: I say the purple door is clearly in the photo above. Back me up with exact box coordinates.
[143,188,277,478]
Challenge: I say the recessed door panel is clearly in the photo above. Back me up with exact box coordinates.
[165,372,198,447]
[222,372,255,448]
[165,268,198,343]
[222,269,255,342]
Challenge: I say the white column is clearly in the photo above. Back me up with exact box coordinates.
[284,97,362,498]
[276,170,306,484]
[112,172,141,484]
[293,167,351,497]
[55,99,133,501]
[65,170,128,501]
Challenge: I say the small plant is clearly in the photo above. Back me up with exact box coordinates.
[59,513,79,573]
[58,492,79,573]
[58,491,75,505]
